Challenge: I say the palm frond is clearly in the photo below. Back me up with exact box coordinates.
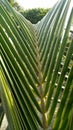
[0,0,73,129]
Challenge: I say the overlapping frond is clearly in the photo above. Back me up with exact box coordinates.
[0,0,73,129]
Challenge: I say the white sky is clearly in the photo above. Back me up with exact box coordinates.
[15,0,60,9]
[15,0,73,10]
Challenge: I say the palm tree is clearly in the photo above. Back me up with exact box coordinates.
[0,0,73,129]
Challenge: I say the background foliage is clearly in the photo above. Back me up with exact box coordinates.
[7,0,50,23]
[21,8,50,24]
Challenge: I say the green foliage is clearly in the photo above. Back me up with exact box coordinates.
[0,0,73,130]
[21,8,50,24]
[8,0,49,23]
[7,0,14,5]
[7,0,50,23]
[7,0,22,12]
[13,2,24,12]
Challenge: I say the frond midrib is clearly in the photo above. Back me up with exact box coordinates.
[32,26,47,129]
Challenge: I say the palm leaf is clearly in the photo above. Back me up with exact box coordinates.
[0,0,73,129]
[0,103,4,127]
